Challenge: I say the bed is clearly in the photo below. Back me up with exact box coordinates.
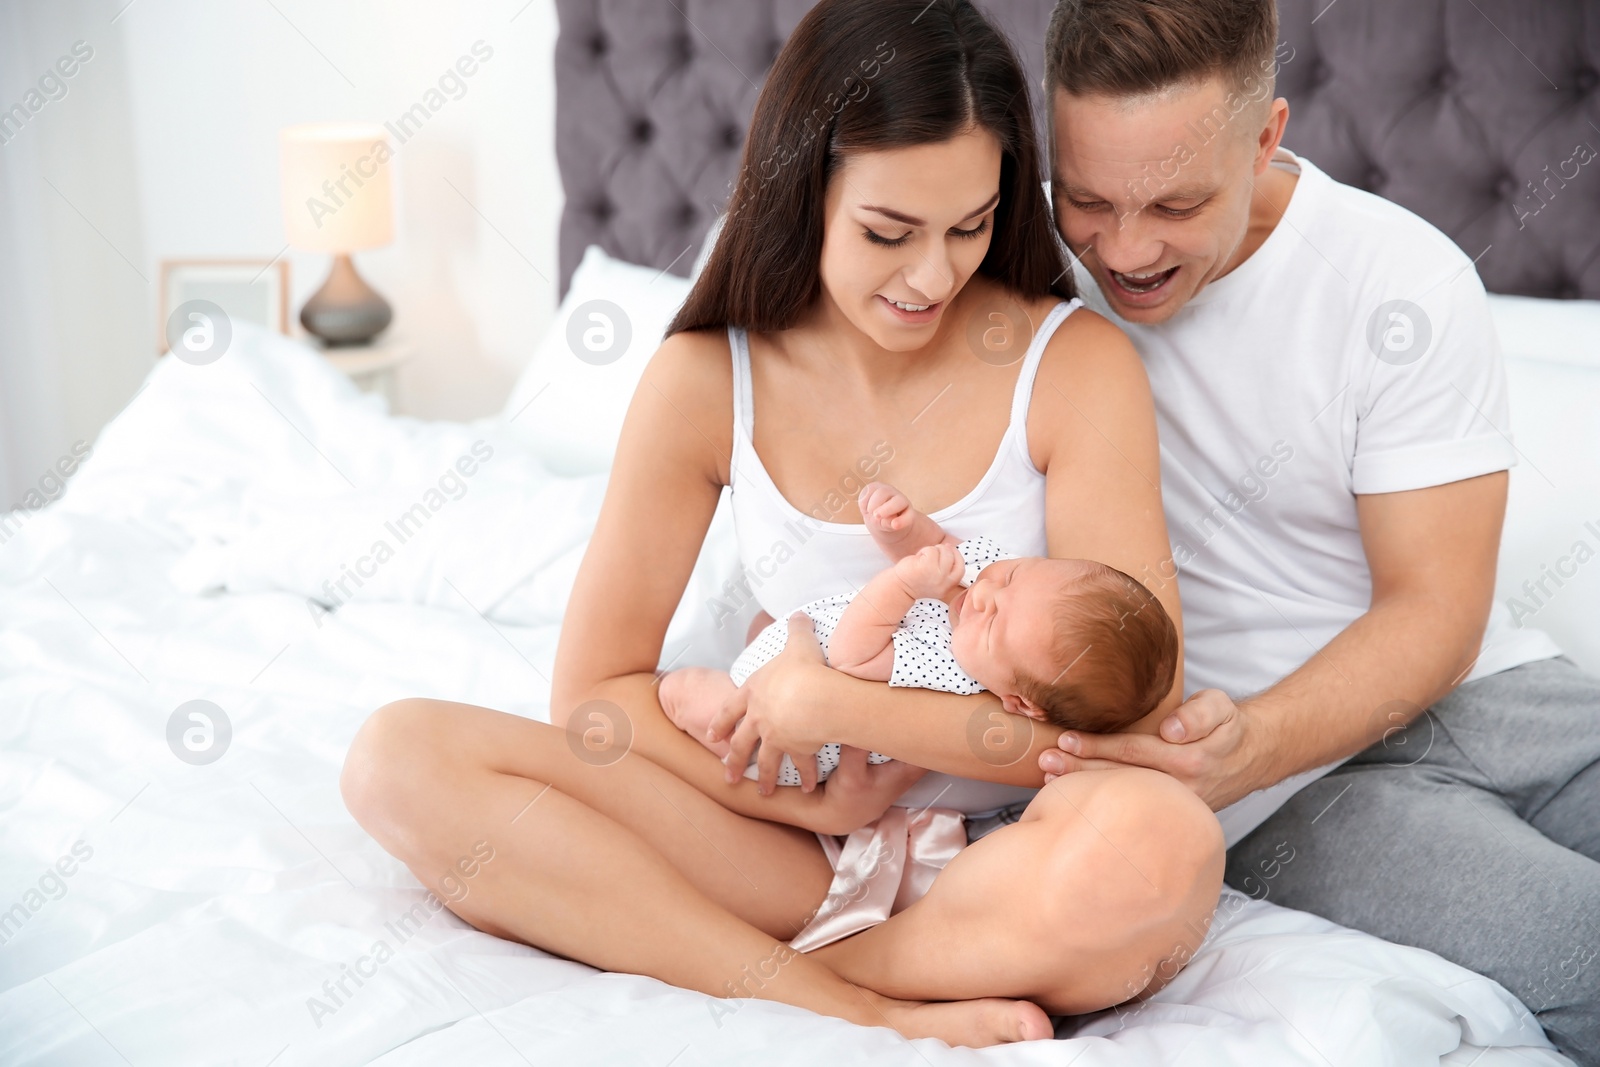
[2,0,1596,1063]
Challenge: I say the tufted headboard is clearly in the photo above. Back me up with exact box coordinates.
[554,0,1600,300]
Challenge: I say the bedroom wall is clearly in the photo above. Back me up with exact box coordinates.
[0,0,562,506]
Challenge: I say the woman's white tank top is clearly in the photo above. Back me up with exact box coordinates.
[725,298,1081,815]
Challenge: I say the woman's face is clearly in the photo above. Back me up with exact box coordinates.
[817,125,1002,351]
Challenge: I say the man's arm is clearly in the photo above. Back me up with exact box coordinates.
[1043,471,1508,809]
[1239,470,1506,783]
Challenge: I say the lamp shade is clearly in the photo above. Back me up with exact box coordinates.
[279,123,393,253]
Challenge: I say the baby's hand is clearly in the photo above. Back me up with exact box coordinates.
[859,481,915,535]
[894,543,965,599]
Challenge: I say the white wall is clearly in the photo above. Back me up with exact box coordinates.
[0,0,561,504]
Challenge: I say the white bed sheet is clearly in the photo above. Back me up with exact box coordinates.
[0,326,1570,1065]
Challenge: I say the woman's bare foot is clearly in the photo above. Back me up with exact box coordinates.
[658,667,737,759]
[864,988,1054,1047]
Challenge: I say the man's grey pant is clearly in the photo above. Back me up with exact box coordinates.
[1227,655,1600,1066]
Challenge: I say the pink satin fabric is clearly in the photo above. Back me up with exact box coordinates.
[788,805,967,953]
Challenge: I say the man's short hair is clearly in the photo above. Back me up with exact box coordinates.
[1045,0,1279,100]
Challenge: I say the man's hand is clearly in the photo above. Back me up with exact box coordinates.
[709,613,842,794]
[1038,689,1276,810]
[807,745,928,836]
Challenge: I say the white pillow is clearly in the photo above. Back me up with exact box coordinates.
[501,245,694,475]
[499,243,755,670]
[1486,293,1600,368]
[1487,294,1600,674]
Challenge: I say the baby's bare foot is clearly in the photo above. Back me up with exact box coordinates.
[658,668,736,757]
[867,988,1054,1047]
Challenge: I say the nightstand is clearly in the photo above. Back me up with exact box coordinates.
[313,337,414,407]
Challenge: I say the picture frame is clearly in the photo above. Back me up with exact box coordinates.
[156,258,290,355]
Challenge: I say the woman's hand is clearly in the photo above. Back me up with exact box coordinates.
[1038,689,1274,810]
[806,745,929,836]
[708,613,845,794]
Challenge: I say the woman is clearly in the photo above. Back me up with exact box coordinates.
[341,0,1223,1048]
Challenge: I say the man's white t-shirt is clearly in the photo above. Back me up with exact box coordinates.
[1070,148,1563,847]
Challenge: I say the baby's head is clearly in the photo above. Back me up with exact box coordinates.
[947,558,1177,733]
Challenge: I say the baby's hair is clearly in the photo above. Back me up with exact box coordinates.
[1012,564,1177,733]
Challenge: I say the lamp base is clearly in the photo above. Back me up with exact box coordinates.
[300,253,392,346]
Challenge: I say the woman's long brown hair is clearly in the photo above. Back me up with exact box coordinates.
[667,0,1072,336]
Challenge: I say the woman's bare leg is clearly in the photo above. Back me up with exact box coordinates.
[809,767,1226,1015]
[340,690,1053,1046]
[624,678,1221,1013]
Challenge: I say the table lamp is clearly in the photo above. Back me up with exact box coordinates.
[280,122,394,346]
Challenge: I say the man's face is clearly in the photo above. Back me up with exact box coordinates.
[1051,77,1281,324]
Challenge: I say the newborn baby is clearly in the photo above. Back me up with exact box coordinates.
[660,481,1178,786]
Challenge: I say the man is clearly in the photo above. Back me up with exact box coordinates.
[1036,0,1599,1061]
